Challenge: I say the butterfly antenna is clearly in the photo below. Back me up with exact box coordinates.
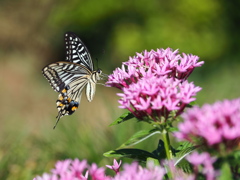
[53,112,62,129]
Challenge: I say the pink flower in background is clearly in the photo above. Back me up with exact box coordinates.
[106,48,204,89]
[186,152,219,180]
[89,163,111,180]
[33,159,110,180]
[34,159,165,180]
[112,161,165,180]
[33,173,54,180]
[175,98,240,151]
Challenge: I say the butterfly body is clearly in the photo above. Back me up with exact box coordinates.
[42,32,103,129]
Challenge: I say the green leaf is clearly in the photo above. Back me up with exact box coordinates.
[119,128,161,148]
[167,127,178,132]
[103,148,157,162]
[175,141,195,152]
[227,150,240,167]
[174,141,198,173]
[175,157,193,173]
[110,112,135,126]
[147,157,160,166]
[152,140,167,160]
[218,162,232,180]
[188,101,197,107]
[217,150,240,178]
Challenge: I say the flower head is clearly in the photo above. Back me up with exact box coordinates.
[34,159,167,180]
[186,152,219,180]
[175,98,240,151]
[34,159,110,180]
[106,48,203,121]
[112,161,165,180]
[89,163,110,180]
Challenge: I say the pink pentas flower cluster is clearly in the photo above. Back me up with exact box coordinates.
[112,161,165,180]
[33,159,110,180]
[175,98,240,151]
[33,159,166,180]
[106,48,203,121]
[186,152,219,180]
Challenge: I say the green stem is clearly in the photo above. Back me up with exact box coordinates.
[162,128,172,160]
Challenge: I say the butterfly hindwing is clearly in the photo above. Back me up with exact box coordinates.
[65,32,93,71]
[85,80,95,102]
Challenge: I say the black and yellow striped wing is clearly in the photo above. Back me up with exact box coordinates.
[42,62,93,128]
[65,32,94,71]
[42,32,102,129]
[42,61,91,98]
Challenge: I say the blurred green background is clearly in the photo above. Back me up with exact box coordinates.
[1,0,240,179]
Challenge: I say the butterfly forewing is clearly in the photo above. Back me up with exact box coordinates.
[65,32,93,71]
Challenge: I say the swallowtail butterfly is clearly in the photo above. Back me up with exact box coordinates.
[42,32,103,129]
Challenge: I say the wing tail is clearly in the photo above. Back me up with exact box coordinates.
[53,112,62,129]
